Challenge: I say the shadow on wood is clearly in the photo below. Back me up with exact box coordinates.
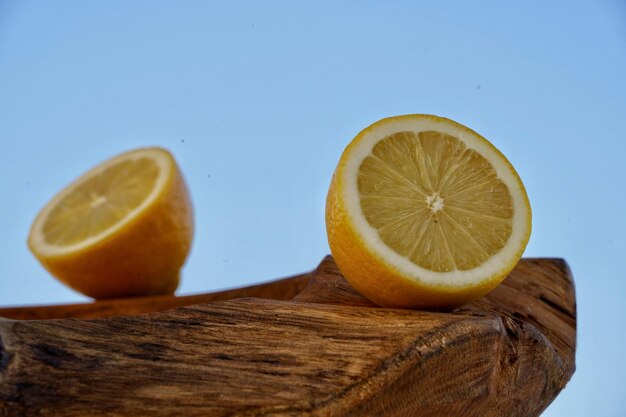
[0,256,576,417]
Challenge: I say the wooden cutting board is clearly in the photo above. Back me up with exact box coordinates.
[0,256,575,417]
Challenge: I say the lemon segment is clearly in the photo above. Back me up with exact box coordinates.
[326,114,531,309]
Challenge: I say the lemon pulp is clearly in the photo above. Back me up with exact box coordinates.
[43,158,160,246]
[358,130,513,272]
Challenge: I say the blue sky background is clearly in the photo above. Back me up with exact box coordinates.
[1,1,625,415]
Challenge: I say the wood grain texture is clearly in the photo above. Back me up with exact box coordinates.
[0,256,576,417]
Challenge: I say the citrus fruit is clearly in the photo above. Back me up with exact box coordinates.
[326,114,531,309]
[28,147,194,299]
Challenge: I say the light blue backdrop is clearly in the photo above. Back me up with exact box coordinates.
[1,1,625,415]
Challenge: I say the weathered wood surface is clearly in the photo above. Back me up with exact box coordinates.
[0,256,576,417]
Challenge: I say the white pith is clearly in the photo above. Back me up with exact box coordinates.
[342,116,530,288]
[29,148,173,258]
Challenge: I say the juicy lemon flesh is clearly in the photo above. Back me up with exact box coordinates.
[42,158,159,247]
[358,130,513,272]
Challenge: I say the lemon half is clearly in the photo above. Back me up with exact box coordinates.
[28,147,194,299]
[326,114,531,309]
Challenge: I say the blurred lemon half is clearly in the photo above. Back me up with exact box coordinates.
[28,147,194,299]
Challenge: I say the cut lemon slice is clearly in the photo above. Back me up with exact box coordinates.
[326,114,531,309]
[28,147,194,299]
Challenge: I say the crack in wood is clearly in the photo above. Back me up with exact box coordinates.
[0,332,10,375]
[538,295,575,319]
